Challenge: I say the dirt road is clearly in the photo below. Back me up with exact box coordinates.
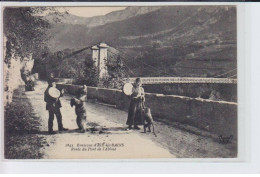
[24,81,236,159]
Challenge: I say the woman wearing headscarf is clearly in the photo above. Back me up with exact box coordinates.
[126,78,145,130]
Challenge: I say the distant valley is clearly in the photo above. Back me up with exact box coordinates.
[45,6,237,77]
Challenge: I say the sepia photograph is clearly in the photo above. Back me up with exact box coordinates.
[3,5,237,159]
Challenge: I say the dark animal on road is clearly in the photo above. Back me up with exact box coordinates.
[143,107,157,137]
[70,85,87,133]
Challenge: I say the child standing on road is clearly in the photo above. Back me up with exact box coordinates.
[70,85,87,133]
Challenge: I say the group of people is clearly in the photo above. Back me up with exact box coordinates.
[44,77,146,134]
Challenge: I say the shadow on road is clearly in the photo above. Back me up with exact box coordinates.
[12,127,134,136]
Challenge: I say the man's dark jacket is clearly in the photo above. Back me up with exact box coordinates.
[44,86,62,111]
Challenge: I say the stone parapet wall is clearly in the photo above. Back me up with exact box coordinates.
[56,83,237,139]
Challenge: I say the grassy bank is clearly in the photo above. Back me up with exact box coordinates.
[4,86,46,159]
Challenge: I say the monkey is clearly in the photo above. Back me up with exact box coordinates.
[218,135,233,144]
[143,107,157,137]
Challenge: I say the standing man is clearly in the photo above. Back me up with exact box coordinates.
[44,81,68,134]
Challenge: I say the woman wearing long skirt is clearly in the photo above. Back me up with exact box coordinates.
[126,78,145,130]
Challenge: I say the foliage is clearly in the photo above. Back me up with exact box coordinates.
[39,50,128,89]
[45,6,236,78]
[102,56,129,89]
[48,50,78,78]
[4,8,45,64]
[31,46,51,79]
[74,58,99,87]
[4,99,40,133]
[4,86,45,159]
[32,48,85,80]
[39,48,99,86]
[3,7,64,67]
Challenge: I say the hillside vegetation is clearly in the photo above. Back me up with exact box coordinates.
[46,6,237,77]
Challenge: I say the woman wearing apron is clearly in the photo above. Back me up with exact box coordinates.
[126,78,145,130]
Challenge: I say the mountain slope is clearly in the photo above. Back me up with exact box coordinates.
[46,6,237,77]
[45,6,161,27]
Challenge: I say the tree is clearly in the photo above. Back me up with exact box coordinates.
[4,8,44,63]
[31,46,52,79]
[75,58,99,87]
[3,7,64,75]
[102,56,129,89]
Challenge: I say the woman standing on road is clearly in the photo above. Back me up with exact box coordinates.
[126,78,145,130]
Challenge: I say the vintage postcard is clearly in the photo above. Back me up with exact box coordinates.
[2,5,238,159]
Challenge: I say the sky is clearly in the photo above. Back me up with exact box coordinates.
[61,7,127,18]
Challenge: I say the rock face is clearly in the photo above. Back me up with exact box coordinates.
[4,56,24,106]
[3,35,34,106]
[4,57,36,106]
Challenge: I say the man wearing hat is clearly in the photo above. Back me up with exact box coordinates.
[44,81,68,134]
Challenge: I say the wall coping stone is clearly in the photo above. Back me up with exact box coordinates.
[57,83,237,105]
